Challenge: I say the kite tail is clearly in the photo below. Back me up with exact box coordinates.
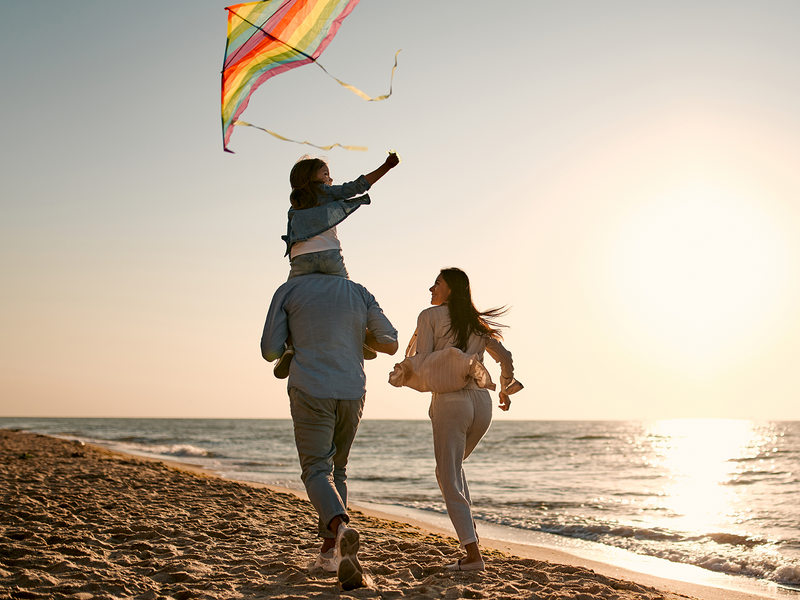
[232,121,367,152]
[314,49,401,102]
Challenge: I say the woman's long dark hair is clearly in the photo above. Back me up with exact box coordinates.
[439,267,508,352]
[289,156,327,210]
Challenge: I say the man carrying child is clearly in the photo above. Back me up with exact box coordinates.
[260,273,398,590]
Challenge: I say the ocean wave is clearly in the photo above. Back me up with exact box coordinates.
[732,449,799,461]
[495,500,589,511]
[508,434,555,441]
[36,431,218,461]
[774,565,800,587]
[115,436,155,443]
[724,472,791,486]
[233,460,288,468]
[698,532,769,548]
[354,474,416,483]
[112,441,215,459]
[476,513,800,586]
[607,488,665,496]
[154,444,215,458]
[674,549,800,586]
[398,500,449,514]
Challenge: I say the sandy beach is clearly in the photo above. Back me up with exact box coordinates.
[0,429,776,600]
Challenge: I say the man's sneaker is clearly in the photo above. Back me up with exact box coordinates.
[273,346,295,379]
[335,524,363,590]
[312,549,339,572]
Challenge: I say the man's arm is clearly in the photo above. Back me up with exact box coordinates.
[365,329,398,355]
[260,293,289,362]
[364,290,399,355]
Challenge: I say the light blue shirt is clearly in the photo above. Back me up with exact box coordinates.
[261,274,398,399]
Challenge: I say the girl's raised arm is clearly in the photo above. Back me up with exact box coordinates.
[364,153,400,186]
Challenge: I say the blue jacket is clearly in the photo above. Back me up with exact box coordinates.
[281,175,371,256]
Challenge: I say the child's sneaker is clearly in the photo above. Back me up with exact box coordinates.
[273,345,295,379]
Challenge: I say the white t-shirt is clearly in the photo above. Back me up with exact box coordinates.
[289,227,341,259]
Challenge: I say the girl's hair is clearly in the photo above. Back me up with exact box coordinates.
[439,267,508,351]
[289,156,327,210]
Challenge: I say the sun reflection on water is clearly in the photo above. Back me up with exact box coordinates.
[644,419,774,535]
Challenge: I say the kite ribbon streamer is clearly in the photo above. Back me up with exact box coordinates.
[233,120,368,151]
[314,49,401,102]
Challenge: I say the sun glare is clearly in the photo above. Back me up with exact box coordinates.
[607,180,791,372]
[645,419,764,534]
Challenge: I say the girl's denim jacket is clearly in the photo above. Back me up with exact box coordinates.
[281,175,371,256]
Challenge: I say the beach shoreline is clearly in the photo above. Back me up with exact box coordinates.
[0,429,786,599]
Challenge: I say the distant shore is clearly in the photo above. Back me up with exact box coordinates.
[0,429,776,599]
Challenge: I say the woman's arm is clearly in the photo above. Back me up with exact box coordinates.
[411,310,436,355]
[485,337,523,399]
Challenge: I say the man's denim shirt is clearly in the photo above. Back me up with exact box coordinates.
[281,176,371,256]
[261,274,397,400]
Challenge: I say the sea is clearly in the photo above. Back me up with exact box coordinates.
[2,417,799,598]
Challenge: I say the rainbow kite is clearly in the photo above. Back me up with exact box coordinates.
[221,0,398,153]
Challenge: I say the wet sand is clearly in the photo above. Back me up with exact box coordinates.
[0,429,774,599]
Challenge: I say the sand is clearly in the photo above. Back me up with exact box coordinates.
[0,429,775,600]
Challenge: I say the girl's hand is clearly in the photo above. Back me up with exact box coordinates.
[498,392,511,411]
[364,153,400,185]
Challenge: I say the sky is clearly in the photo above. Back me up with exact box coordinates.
[2,1,800,421]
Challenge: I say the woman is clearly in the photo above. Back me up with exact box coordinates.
[392,268,522,571]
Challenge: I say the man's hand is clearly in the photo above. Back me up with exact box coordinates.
[498,392,511,411]
[365,329,399,355]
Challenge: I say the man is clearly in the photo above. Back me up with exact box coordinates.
[260,273,398,590]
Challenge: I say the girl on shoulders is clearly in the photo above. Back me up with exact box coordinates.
[282,153,400,279]
[272,153,400,378]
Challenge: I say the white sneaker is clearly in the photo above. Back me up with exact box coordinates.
[312,549,339,572]
[335,524,363,590]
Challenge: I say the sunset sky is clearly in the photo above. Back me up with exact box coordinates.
[2,1,800,421]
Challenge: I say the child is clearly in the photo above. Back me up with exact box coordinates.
[273,153,401,378]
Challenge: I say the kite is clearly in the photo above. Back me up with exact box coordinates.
[221,0,399,153]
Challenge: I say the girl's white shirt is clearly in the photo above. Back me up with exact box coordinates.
[289,227,340,259]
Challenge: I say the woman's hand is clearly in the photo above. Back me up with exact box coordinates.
[498,392,511,411]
